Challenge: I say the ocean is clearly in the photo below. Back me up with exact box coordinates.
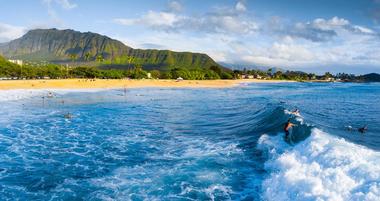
[0,82,379,200]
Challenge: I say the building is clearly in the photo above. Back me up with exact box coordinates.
[254,75,262,79]
[241,74,254,79]
[8,59,23,66]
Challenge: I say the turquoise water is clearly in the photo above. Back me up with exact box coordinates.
[0,83,379,200]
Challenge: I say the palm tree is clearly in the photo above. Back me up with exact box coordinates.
[84,52,91,61]
[96,55,104,63]
[69,53,77,62]
[127,56,135,70]
[69,53,77,67]
[267,68,273,75]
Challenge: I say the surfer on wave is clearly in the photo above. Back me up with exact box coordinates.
[291,109,300,116]
[284,119,296,139]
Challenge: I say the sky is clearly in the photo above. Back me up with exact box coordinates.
[1,0,380,74]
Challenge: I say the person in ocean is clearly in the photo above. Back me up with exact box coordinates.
[346,125,353,131]
[291,109,300,116]
[346,125,367,133]
[284,119,295,139]
[47,92,54,98]
[64,113,73,119]
[358,125,368,133]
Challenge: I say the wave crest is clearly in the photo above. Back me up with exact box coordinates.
[258,129,380,201]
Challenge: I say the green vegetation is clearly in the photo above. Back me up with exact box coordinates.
[167,68,220,80]
[0,56,21,77]
[0,54,231,80]
[0,28,220,71]
[1,55,379,82]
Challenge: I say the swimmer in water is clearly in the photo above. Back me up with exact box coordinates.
[358,125,368,134]
[64,113,73,119]
[47,92,54,98]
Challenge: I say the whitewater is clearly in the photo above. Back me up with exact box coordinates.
[0,82,379,201]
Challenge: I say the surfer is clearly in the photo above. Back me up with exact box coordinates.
[291,109,300,116]
[284,119,295,139]
[358,125,368,133]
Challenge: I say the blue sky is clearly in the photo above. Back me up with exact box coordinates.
[1,0,380,73]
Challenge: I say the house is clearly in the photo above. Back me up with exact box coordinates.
[241,74,254,79]
[254,75,262,79]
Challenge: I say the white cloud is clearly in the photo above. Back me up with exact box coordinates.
[114,6,258,34]
[168,1,182,12]
[235,1,247,12]
[43,0,77,10]
[269,42,314,61]
[185,14,258,34]
[57,0,77,9]
[313,16,349,29]
[40,0,77,27]
[310,17,377,36]
[352,25,375,34]
[114,11,181,29]
[268,16,377,42]
[0,23,26,42]
[112,3,380,71]
[142,11,180,27]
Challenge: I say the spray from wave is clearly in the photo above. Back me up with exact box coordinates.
[257,109,380,201]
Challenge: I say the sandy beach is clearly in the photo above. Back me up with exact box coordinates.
[0,79,294,90]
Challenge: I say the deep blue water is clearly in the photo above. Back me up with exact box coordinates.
[0,82,379,200]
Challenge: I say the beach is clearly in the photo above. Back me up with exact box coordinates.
[0,79,293,90]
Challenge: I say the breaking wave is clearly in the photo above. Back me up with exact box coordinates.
[258,114,380,201]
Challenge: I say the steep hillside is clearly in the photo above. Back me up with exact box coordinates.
[0,29,220,71]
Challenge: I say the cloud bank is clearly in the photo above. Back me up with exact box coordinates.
[113,1,380,72]
[0,23,26,43]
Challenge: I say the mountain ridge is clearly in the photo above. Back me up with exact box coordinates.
[0,28,220,71]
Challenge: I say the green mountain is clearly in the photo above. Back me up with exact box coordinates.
[0,28,220,71]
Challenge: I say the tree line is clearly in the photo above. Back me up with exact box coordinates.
[1,55,371,81]
[0,60,235,80]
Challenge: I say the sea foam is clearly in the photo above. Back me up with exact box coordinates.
[258,129,380,201]
[0,89,45,102]
[0,89,107,102]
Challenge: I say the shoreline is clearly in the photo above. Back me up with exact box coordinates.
[0,79,294,90]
